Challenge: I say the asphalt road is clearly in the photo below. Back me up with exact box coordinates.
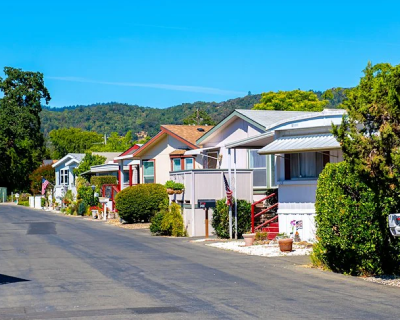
[0,204,399,320]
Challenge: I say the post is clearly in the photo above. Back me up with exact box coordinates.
[205,208,209,239]
[234,149,238,239]
[228,148,232,240]
[251,203,255,233]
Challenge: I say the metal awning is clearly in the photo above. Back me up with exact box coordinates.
[258,134,340,155]
[226,132,274,149]
[184,147,219,156]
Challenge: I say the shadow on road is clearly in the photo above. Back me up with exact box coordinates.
[0,274,29,285]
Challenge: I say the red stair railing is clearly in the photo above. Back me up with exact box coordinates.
[251,193,277,233]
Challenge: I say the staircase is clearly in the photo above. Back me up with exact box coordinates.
[251,193,278,240]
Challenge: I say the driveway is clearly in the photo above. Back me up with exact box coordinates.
[0,204,399,319]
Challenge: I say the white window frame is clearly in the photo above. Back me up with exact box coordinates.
[185,158,194,170]
[143,160,155,184]
[60,169,69,185]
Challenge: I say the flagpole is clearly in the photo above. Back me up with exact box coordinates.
[234,148,237,240]
[228,149,232,240]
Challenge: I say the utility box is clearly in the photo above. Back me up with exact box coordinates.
[388,214,400,237]
[198,199,216,209]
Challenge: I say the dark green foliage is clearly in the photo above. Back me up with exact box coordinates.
[327,62,400,275]
[211,198,251,239]
[19,193,31,202]
[150,211,167,235]
[41,198,46,207]
[115,184,168,223]
[49,128,103,159]
[183,109,216,125]
[73,153,106,177]
[77,201,86,216]
[313,162,400,275]
[77,185,98,207]
[90,176,117,189]
[0,67,51,192]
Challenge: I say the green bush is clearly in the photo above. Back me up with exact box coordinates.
[41,197,46,207]
[77,185,98,207]
[115,183,168,223]
[77,201,86,216]
[172,183,184,191]
[212,198,251,239]
[150,211,167,235]
[90,176,117,189]
[18,200,29,207]
[19,193,31,202]
[312,162,400,275]
[165,180,175,189]
[161,203,186,237]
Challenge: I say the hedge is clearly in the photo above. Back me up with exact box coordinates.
[211,198,251,239]
[150,202,186,236]
[115,183,168,223]
[312,162,400,275]
[90,176,117,189]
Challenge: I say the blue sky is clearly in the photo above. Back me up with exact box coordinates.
[1,1,400,108]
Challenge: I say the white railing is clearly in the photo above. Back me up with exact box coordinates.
[169,169,253,204]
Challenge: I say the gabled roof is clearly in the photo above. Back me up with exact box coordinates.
[52,153,85,168]
[118,144,143,157]
[132,125,213,157]
[196,109,317,145]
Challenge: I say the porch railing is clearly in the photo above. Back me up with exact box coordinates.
[251,193,278,233]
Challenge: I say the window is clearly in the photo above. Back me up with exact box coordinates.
[143,160,155,183]
[185,158,194,170]
[172,158,181,171]
[285,152,327,180]
[248,150,267,187]
[123,171,129,184]
[206,152,218,169]
[60,169,69,185]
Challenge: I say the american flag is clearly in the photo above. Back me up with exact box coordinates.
[223,174,233,206]
[41,178,49,195]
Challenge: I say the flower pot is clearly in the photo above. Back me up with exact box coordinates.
[174,189,183,194]
[243,233,256,246]
[278,238,293,252]
[167,188,175,195]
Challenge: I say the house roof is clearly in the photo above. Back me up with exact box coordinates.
[93,152,121,164]
[161,125,213,146]
[118,144,143,157]
[52,153,85,168]
[258,133,340,155]
[196,109,317,145]
[170,149,187,155]
[133,125,213,157]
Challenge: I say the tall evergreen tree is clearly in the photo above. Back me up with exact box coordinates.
[0,67,51,192]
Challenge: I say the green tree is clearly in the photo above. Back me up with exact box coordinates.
[49,128,103,158]
[328,62,400,274]
[89,131,134,152]
[182,108,216,125]
[0,67,51,191]
[73,153,106,177]
[252,90,328,111]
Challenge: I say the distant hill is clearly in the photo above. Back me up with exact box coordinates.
[40,90,346,139]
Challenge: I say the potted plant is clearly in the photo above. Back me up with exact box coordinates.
[277,233,293,252]
[242,232,256,246]
[173,182,185,194]
[165,180,176,195]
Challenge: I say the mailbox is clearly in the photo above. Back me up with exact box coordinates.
[198,199,216,209]
[389,214,400,237]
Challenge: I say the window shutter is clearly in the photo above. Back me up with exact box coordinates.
[284,154,291,180]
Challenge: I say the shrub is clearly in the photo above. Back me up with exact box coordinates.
[115,184,168,223]
[90,176,117,189]
[77,201,86,216]
[212,198,251,239]
[19,193,31,202]
[18,200,29,207]
[161,203,186,237]
[312,162,400,275]
[255,232,268,241]
[150,211,167,235]
[41,197,46,207]
[77,185,98,207]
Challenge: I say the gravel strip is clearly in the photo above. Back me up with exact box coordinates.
[362,275,400,287]
[106,219,150,229]
[206,240,313,257]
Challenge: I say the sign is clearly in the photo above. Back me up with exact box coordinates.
[296,220,303,229]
